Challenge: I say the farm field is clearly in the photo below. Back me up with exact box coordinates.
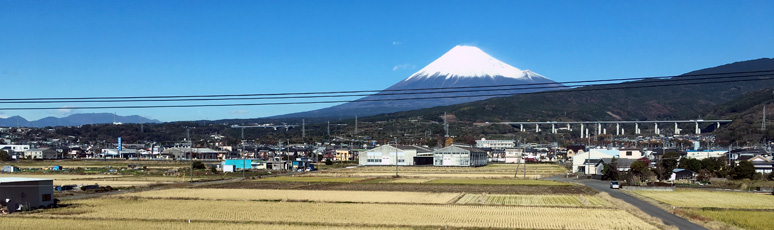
[633,190,774,209]
[0,217,410,230]
[8,160,191,168]
[427,178,570,186]
[456,193,611,207]
[204,181,598,194]
[259,176,366,183]
[0,174,121,180]
[317,163,567,179]
[686,210,774,230]
[633,189,774,230]
[116,188,461,204]
[22,198,659,230]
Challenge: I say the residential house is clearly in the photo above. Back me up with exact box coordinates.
[24,148,57,160]
[618,148,644,159]
[670,168,696,181]
[565,145,585,159]
[504,148,524,163]
[571,149,618,173]
[749,156,773,174]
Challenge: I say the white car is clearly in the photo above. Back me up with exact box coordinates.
[610,181,620,189]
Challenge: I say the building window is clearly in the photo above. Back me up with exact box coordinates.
[42,194,51,201]
[626,151,632,156]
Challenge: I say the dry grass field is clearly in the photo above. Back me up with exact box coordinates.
[456,193,611,207]
[427,178,570,185]
[115,188,460,204]
[0,174,121,180]
[686,210,774,230]
[0,217,411,230]
[259,176,366,183]
[633,190,774,209]
[316,163,567,179]
[24,198,658,230]
[633,189,774,230]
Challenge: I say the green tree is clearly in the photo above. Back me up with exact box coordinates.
[732,161,756,180]
[192,161,206,170]
[680,158,702,172]
[630,160,649,176]
[700,158,722,172]
[0,150,11,162]
[601,158,619,180]
[656,152,680,180]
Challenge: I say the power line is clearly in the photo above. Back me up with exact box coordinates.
[0,71,769,104]
[0,74,772,111]
[0,69,772,102]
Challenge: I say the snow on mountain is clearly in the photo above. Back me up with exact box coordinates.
[275,45,565,118]
[405,45,547,81]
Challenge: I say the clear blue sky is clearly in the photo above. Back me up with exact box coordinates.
[1,0,773,122]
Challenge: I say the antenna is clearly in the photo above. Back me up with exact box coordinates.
[762,105,766,131]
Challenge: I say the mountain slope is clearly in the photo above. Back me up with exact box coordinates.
[361,58,774,123]
[0,113,161,127]
[277,45,564,118]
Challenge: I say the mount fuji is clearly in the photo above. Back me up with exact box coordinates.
[278,45,565,118]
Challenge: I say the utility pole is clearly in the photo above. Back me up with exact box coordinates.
[302,119,306,139]
[187,128,193,183]
[327,121,331,136]
[355,115,358,135]
[444,112,449,138]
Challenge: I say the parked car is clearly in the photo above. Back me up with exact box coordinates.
[610,181,620,189]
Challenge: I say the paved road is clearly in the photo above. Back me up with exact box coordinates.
[547,176,706,230]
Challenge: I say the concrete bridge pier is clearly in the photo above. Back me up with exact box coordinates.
[580,123,585,138]
[616,123,620,136]
[655,123,660,135]
[674,123,681,135]
[695,122,700,134]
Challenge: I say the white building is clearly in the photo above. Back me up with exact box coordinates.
[504,148,524,163]
[685,150,727,160]
[24,148,57,160]
[475,138,515,149]
[571,150,618,173]
[617,148,644,159]
[433,146,488,167]
[0,145,31,159]
[358,145,432,166]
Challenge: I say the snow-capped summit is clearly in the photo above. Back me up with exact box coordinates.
[405,45,546,81]
[276,45,564,118]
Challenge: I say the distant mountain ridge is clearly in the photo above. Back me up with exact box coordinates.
[0,113,160,127]
[361,58,774,123]
[275,45,565,118]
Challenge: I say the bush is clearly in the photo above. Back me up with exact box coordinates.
[192,161,206,170]
[732,161,756,180]
[0,150,11,162]
[325,158,333,165]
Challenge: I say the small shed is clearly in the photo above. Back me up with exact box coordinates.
[2,165,20,173]
[0,177,55,213]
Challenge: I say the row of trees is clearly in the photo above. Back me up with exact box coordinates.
[601,151,766,184]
